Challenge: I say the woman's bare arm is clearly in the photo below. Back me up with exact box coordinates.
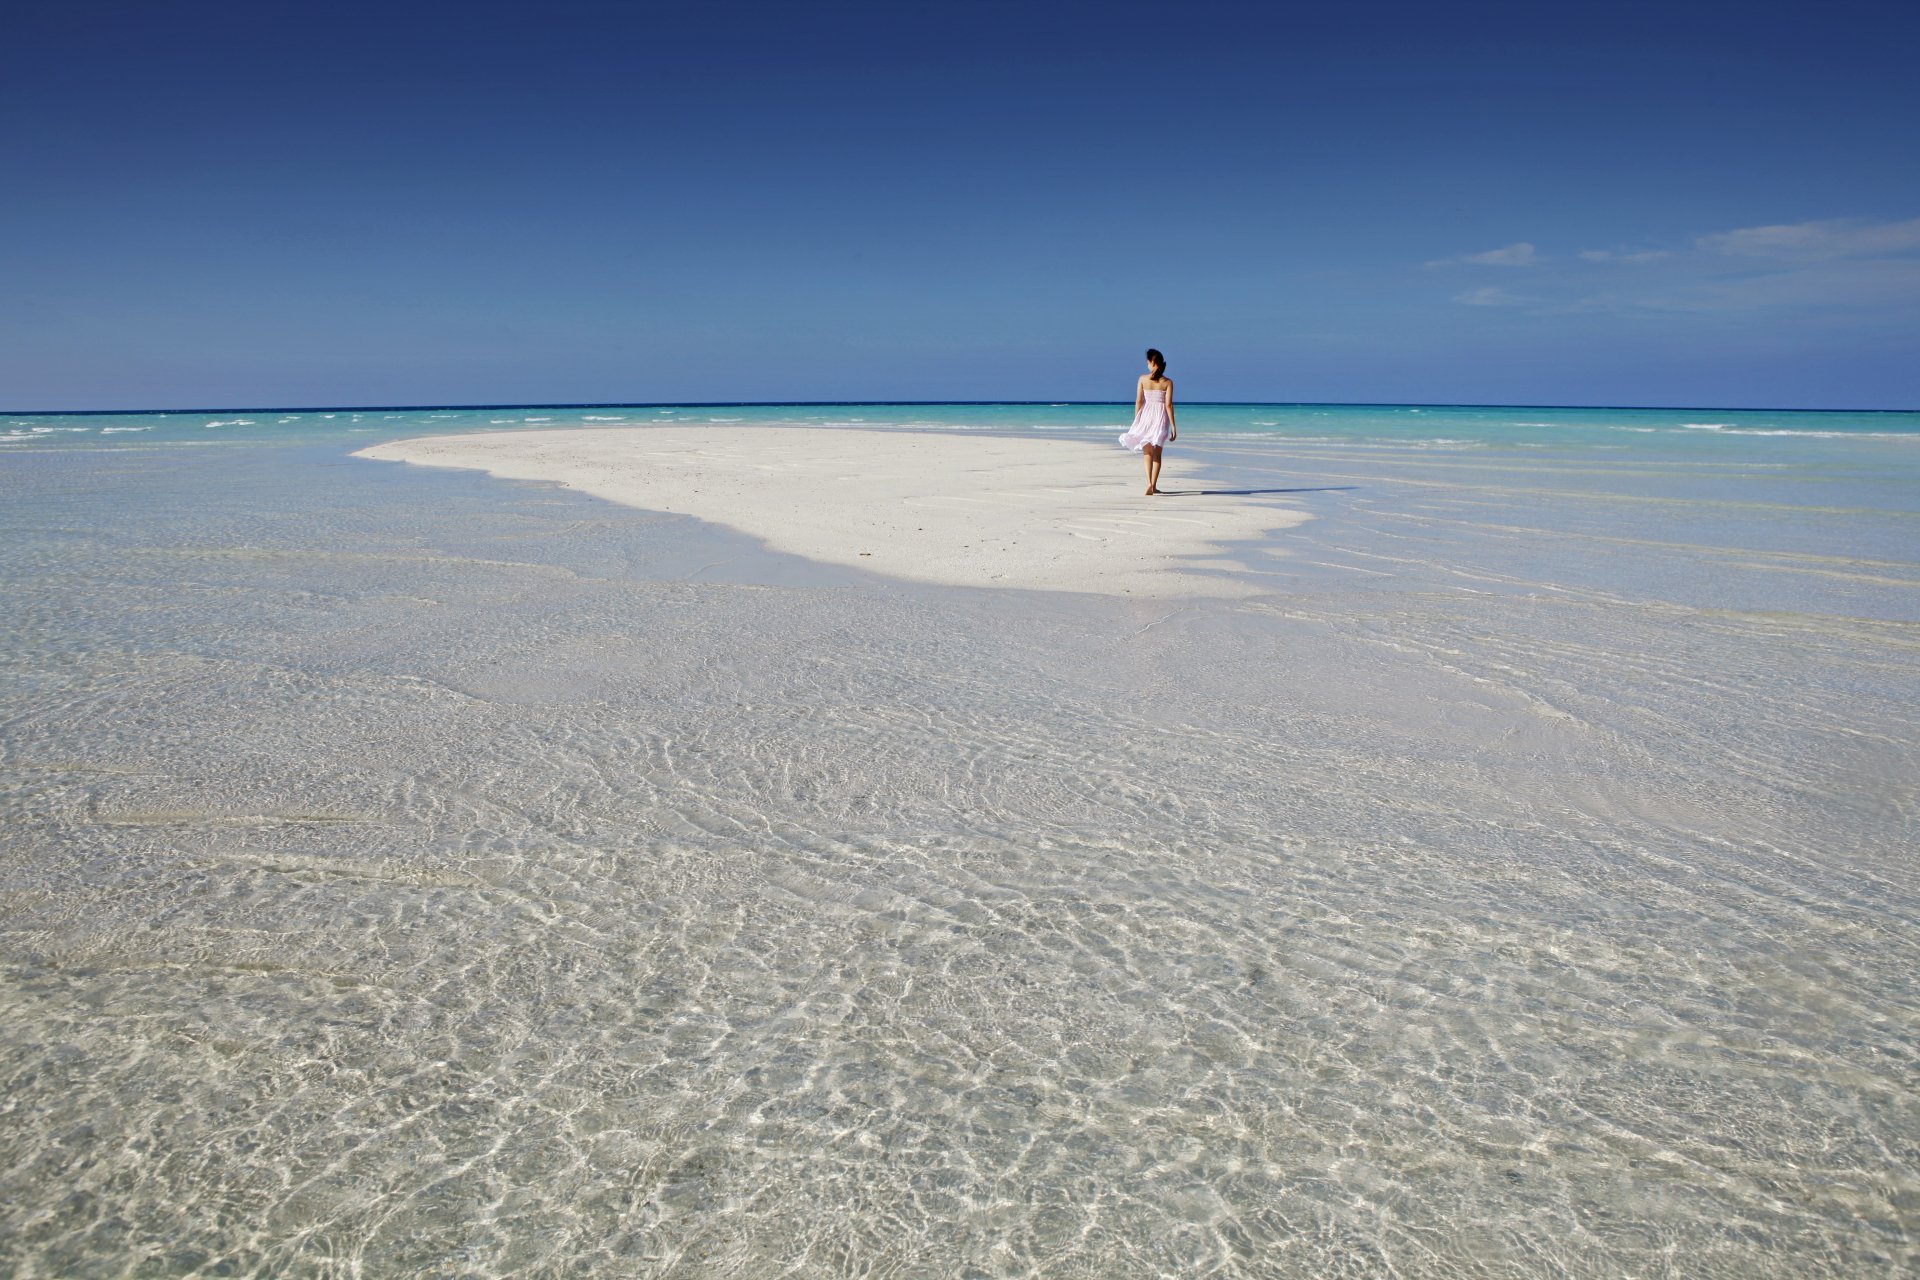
[1135,377,1146,416]
[1166,380,1176,441]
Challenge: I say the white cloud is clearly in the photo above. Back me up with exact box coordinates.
[1627,258,1920,312]
[1454,286,1525,306]
[1580,249,1671,263]
[1427,241,1538,268]
[1466,242,1538,265]
[1434,215,1920,312]
[1696,217,1920,260]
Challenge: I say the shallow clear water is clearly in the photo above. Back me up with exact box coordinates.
[1,410,1916,1276]
[7,398,1919,458]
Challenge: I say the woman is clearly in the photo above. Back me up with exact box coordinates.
[1118,348,1176,495]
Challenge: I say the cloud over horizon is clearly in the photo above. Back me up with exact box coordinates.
[1431,216,1920,318]
[1696,217,1920,260]
[1453,286,1527,306]
[1428,242,1539,268]
[1578,249,1672,264]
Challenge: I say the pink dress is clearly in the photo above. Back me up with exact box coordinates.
[1119,388,1172,451]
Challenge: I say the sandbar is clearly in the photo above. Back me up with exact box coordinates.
[355,427,1311,596]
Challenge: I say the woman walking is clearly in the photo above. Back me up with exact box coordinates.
[1119,348,1176,494]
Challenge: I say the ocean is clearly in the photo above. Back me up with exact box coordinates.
[8,398,1920,459]
[2,402,1915,1275]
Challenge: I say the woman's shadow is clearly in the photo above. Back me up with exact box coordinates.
[1153,486,1357,497]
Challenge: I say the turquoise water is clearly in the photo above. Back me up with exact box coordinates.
[12,402,1916,579]
[7,400,1919,458]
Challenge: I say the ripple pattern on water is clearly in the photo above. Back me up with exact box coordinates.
[0,441,1915,1276]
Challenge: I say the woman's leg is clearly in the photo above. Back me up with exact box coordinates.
[1145,445,1162,494]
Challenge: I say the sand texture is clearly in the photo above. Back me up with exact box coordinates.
[356,427,1310,596]
[6,416,1917,1275]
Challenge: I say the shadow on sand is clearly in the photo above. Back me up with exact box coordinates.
[1153,486,1358,497]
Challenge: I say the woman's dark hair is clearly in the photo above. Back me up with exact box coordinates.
[1146,348,1167,380]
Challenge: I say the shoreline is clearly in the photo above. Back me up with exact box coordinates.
[355,426,1315,597]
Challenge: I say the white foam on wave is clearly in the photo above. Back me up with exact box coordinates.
[101,426,151,433]
[1349,435,1481,448]
[525,417,553,423]
[584,415,625,421]
[1718,428,1916,439]
[1658,424,1913,439]
[203,419,256,428]
[1720,429,1837,437]
[1308,437,1476,452]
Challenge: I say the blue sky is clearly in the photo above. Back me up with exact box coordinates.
[4,0,1917,410]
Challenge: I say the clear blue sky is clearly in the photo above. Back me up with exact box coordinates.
[4,0,1917,410]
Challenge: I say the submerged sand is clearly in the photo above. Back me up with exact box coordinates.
[6,422,1918,1276]
[356,427,1310,596]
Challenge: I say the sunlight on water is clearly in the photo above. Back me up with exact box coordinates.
[1,421,1915,1275]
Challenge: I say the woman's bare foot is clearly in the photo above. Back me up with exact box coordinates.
[1145,485,1158,496]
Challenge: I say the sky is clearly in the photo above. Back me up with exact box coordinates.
[3,0,1918,411]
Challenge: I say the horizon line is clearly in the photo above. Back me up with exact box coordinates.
[6,398,1917,417]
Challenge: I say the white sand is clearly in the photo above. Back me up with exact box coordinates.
[355,427,1311,597]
